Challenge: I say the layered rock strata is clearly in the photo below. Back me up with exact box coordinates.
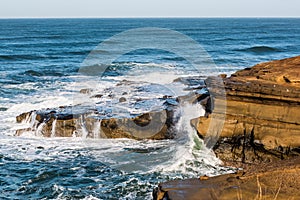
[154,56,300,200]
[195,56,300,164]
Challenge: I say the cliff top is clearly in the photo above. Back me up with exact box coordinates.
[230,55,300,87]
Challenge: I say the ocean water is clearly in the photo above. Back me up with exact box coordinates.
[0,18,300,199]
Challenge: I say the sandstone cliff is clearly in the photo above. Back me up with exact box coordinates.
[196,56,300,164]
[154,56,300,200]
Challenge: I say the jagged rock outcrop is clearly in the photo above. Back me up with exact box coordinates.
[153,156,300,200]
[15,106,176,140]
[15,76,210,140]
[194,56,300,164]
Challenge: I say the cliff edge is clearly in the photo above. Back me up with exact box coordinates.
[197,56,300,164]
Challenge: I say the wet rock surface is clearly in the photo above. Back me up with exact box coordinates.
[15,105,177,139]
[15,78,209,140]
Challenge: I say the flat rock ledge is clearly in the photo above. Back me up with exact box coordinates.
[154,56,300,199]
[154,156,300,200]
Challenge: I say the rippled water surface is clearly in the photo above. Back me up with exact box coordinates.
[0,18,300,199]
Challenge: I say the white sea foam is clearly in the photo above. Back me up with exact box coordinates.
[147,102,224,176]
[0,63,228,180]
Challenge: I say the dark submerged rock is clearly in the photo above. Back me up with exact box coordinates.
[119,97,127,103]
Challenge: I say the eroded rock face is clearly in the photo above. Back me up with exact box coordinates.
[195,56,300,164]
[15,76,210,140]
[153,156,300,200]
[15,94,209,140]
[153,56,300,199]
[15,107,176,140]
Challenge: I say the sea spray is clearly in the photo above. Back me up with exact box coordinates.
[51,118,57,137]
[157,101,222,176]
[92,120,101,138]
[36,121,46,137]
[29,112,37,130]
[77,115,89,138]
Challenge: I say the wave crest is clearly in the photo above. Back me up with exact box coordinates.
[236,46,281,54]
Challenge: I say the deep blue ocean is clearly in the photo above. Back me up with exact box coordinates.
[0,18,300,199]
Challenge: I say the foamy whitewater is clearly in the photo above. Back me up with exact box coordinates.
[0,18,300,199]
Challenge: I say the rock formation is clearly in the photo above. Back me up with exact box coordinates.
[15,106,176,140]
[14,55,300,199]
[195,56,300,164]
[15,76,209,140]
[154,56,300,200]
[154,156,300,200]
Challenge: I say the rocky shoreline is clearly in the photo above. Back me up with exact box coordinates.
[154,56,300,199]
[197,56,300,165]
[14,56,300,199]
[15,76,209,140]
[154,156,300,200]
